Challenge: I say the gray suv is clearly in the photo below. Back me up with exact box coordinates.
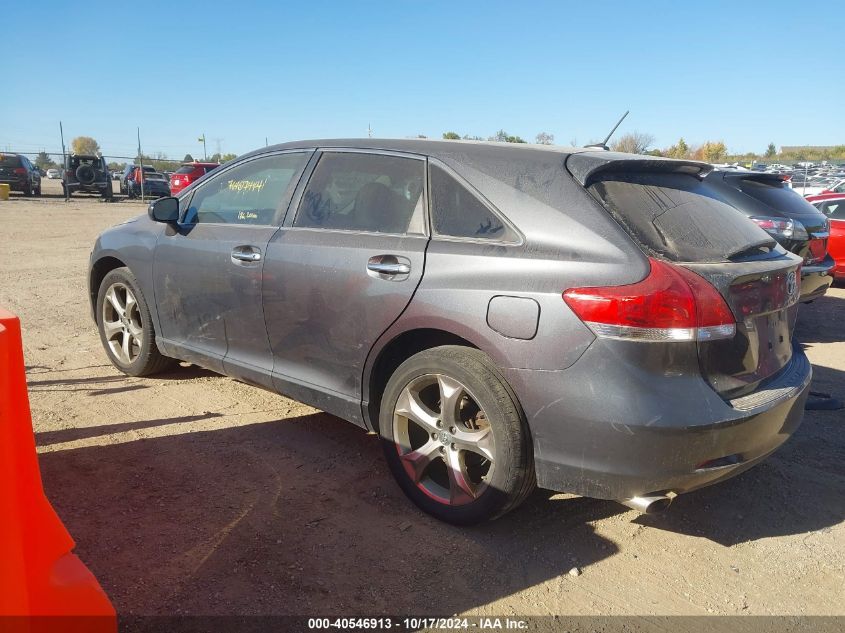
[88,140,811,524]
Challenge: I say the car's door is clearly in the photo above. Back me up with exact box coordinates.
[263,149,429,425]
[152,151,311,386]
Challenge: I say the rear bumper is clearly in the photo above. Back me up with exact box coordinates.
[505,341,811,501]
[0,176,27,190]
[800,256,834,301]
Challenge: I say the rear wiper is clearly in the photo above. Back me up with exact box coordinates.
[726,239,776,261]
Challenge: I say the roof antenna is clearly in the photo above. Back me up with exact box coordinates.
[584,110,629,151]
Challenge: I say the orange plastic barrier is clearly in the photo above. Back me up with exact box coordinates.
[0,309,116,632]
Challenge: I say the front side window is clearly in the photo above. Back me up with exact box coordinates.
[183,153,308,225]
[294,152,425,234]
[430,164,515,241]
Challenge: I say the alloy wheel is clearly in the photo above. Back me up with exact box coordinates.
[393,374,495,506]
[101,282,143,364]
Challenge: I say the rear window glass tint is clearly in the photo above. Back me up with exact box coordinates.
[589,172,774,262]
[0,155,22,167]
[430,165,516,241]
[175,165,195,174]
[735,177,820,215]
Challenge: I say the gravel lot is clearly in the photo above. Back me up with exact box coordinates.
[1,179,843,618]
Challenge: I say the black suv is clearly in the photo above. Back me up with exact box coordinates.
[63,154,112,199]
[0,153,41,196]
[704,170,833,301]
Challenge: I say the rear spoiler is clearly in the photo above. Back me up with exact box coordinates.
[567,151,712,188]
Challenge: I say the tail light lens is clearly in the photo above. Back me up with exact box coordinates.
[563,258,736,342]
[13,167,26,175]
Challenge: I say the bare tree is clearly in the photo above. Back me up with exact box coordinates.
[610,131,655,154]
[535,132,554,145]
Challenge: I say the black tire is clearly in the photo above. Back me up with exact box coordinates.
[23,181,33,196]
[76,164,95,184]
[96,267,174,377]
[380,346,535,525]
[35,182,41,196]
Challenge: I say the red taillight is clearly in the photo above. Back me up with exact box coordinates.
[13,167,26,175]
[563,258,736,342]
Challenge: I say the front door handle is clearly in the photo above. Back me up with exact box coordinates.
[231,246,262,263]
[368,261,411,275]
[367,255,411,276]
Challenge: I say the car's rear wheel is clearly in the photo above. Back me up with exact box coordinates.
[23,181,33,196]
[380,346,535,525]
[96,267,174,377]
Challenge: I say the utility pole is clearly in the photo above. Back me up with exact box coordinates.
[137,127,145,201]
[59,121,67,201]
[368,124,373,138]
[198,133,207,160]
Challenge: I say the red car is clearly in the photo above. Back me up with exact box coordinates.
[169,162,220,195]
[805,179,845,202]
[810,196,845,280]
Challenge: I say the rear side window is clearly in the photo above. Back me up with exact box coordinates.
[430,165,516,241]
[819,200,845,220]
[294,152,425,235]
[183,153,308,226]
[590,172,774,262]
[735,177,820,215]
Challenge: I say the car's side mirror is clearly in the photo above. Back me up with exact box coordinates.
[148,196,179,223]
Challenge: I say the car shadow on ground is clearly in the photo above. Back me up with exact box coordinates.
[38,410,621,616]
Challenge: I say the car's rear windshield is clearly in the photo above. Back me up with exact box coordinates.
[589,172,775,262]
[0,154,22,167]
[72,157,101,166]
[733,176,822,215]
[175,165,196,174]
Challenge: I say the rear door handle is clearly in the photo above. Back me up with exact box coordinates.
[231,246,262,263]
[367,255,411,276]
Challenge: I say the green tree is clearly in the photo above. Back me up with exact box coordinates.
[765,143,776,158]
[71,136,100,155]
[221,153,237,163]
[442,131,461,140]
[34,151,57,170]
[665,137,690,159]
[695,141,727,163]
[182,153,195,163]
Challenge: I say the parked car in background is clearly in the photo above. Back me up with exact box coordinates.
[169,162,220,194]
[120,165,155,196]
[89,140,810,525]
[703,169,833,301]
[63,154,112,199]
[809,196,845,281]
[111,170,123,180]
[804,179,845,201]
[46,168,61,179]
[0,153,41,196]
[126,166,170,199]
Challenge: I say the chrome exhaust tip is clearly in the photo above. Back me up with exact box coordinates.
[620,494,673,514]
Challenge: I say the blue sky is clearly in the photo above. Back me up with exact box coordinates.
[2,0,842,160]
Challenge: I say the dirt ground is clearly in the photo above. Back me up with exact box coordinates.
[1,179,843,618]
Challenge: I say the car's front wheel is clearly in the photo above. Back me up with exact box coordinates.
[96,267,174,376]
[380,346,535,525]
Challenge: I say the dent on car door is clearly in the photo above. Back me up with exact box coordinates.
[152,151,311,380]
[263,150,429,425]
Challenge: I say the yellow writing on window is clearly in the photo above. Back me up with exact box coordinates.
[237,211,259,220]
[227,178,267,193]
